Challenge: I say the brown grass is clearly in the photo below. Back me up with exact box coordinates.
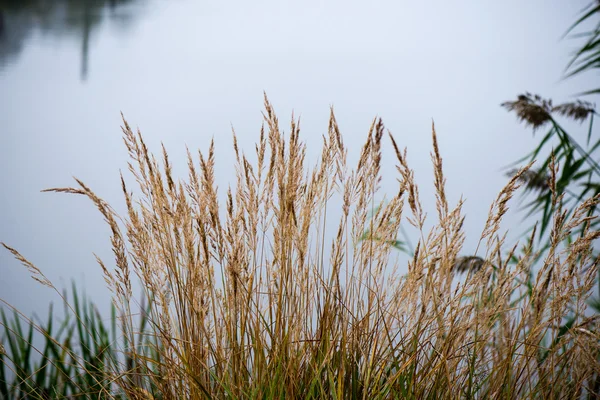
[3,95,600,399]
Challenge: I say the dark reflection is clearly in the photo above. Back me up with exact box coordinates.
[0,0,146,81]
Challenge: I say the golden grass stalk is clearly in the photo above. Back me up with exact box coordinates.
[4,96,600,399]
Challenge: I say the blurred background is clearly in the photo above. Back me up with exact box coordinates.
[0,0,597,319]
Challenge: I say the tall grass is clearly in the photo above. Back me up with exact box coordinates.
[0,283,155,399]
[2,96,600,398]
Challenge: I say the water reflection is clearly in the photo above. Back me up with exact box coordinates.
[0,0,146,80]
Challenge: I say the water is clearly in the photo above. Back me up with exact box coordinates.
[0,0,146,80]
[0,0,596,320]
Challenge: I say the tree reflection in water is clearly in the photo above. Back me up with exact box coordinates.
[0,0,146,80]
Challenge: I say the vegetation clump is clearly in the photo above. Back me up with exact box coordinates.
[1,96,599,398]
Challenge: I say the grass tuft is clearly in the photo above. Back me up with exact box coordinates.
[2,98,600,398]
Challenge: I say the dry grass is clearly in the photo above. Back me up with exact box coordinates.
[3,96,600,399]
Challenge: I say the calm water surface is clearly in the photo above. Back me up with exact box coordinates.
[0,0,595,318]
